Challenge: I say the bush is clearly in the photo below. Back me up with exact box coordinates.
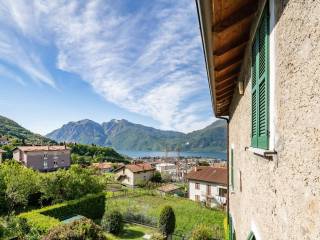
[123,211,157,226]
[150,232,165,240]
[158,206,175,237]
[19,193,106,233]
[101,210,123,235]
[42,218,107,240]
[190,224,214,240]
[150,171,162,183]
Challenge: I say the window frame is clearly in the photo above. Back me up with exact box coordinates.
[251,4,270,150]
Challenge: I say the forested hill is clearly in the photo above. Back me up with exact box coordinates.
[0,115,55,145]
[47,119,227,152]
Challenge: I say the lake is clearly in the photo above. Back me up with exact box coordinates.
[117,150,227,160]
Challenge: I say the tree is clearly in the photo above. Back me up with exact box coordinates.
[43,218,106,240]
[190,224,214,240]
[158,206,175,238]
[0,162,40,212]
[151,171,162,183]
[101,210,123,235]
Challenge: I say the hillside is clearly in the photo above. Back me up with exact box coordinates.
[0,115,55,145]
[46,119,227,152]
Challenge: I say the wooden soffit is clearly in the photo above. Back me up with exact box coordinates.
[196,0,258,116]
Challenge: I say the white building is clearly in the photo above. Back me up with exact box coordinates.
[186,166,227,208]
[0,137,9,145]
[114,163,155,187]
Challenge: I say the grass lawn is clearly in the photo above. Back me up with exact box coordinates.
[106,223,157,240]
[106,194,225,238]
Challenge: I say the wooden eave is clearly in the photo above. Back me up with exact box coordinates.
[196,0,258,116]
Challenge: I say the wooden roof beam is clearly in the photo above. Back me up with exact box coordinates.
[212,2,258,33]
[216,74,238,86]
[213,36,249,56]
[217,90,234,100]
[216,84,235,94]
[215,67,240,82]
[215,54,244,71]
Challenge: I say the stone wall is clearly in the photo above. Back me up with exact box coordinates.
[228,0,320,239]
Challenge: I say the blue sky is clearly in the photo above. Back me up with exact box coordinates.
[0,0,214,135]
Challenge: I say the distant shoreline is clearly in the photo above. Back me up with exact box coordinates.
[117,150,227,160]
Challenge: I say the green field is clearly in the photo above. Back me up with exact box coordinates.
[106,194,225,238]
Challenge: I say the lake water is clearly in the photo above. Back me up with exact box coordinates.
[117,150,227,160]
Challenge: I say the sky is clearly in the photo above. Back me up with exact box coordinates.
[0,0,215,135]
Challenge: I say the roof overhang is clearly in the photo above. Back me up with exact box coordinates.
[196,0,259,116]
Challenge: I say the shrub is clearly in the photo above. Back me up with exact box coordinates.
[190,224,214,240]
[101,210,123,235]
[150,171,162,183]
[19,193,105,233]
[158,206,175,237]
[150,232,165,240]
[123,211,157,226]
[42,218,107,240]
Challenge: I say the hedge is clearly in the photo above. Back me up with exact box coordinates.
[19,193,106,233]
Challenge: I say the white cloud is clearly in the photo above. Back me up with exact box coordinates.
[0,0,214,132]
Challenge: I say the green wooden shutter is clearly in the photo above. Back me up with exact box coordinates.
[251,39,258,148]
[247,232,256,240]
[251,7,269,149]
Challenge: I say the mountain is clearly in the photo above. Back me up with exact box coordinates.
[46,119,227,152]
[0,115,55,145]
[47,119,106,145]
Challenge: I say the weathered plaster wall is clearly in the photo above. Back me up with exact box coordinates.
[229,0,320,239]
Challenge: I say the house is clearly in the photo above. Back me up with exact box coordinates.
[13,146,71,171]
[157,184,183,196]
[92,162,114,173]
[0,136,9,145]
[196,0,320,239]
[186,166,227,208]
[0,149,5,163]
[114,163,155,187]
[155,163,177,181]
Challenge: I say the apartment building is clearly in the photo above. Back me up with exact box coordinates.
[196,0,320,239]
[13,146,71,171]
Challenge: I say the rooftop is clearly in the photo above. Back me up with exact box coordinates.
[196,0,259,116]
[186,166,227,185]
[122,163,155,173]
[15,145,70,152]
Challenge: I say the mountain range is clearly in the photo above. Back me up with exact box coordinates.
[46,119,227,152]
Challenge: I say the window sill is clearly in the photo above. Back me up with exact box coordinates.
[247,147,277,157]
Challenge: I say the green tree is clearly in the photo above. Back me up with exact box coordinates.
[151,171,162,183]
[0,162,40,212]
[101,210,123,235]
[190,224,214,240]
[40,165,104,203]
[158,206,175,238]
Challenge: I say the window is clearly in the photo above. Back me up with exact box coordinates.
[219,188,227,197]
[207,185,211,195]
[53,160,58,168]
[251,5,270,150]
[195,183,200,190]
[230,148,234,191]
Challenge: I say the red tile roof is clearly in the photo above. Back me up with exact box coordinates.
[117,163,155,173]
[92,162,113,170]
[186,166,227,185]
